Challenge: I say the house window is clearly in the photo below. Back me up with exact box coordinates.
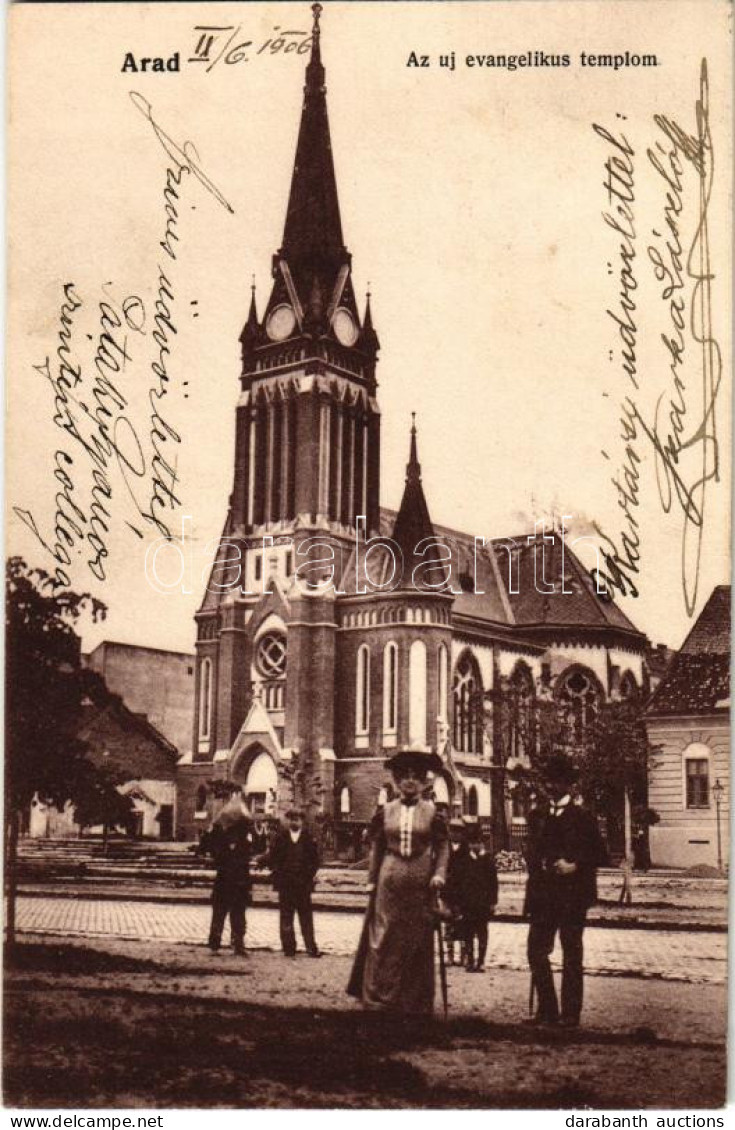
[453,652,483,753]
[356,645,370,735]
[199,658,212,740]
[383,642,398,736]
[686,758,710,809]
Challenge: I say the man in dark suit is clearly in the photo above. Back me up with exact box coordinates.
[267,808,321,958]
[525,755,605,1028]
[204,787,253,956]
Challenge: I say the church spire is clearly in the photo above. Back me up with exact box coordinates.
[278,3,346,281]
[392,418,441,590]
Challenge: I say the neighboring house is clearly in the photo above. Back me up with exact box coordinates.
[176,14,652,843]
[85,641,195,754]
[29,684,179,840]
[646,586,730,870]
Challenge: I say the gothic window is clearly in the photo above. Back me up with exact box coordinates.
[198,658,212,740]
[383,642,398,736]
[356,645,370,735]
[556,667,602,745]
[408,640,428,746]
[453,652,484,754]
[507,661,536,761]
[340,786,351,816]
[467,785,479,816]
[437,644,449,724]
[620,671,639,701]
[195,786,207,815]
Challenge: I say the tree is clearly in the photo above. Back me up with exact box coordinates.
[277,749,326,838]
[532,694,659,856]
[72,757,137,846]
[5,557,108,946]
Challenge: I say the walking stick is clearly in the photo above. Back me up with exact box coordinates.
[434,893,449,1020]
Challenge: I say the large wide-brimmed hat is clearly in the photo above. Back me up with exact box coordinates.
[385,746,443,777]
[542,754,578,787]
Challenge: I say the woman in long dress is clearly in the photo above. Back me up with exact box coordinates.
[348,749,449,1015]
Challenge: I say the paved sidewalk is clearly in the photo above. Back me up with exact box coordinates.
[15,894,726,984]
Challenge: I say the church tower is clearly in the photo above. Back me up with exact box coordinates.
[182,5,381,822]
[232,2,380,545]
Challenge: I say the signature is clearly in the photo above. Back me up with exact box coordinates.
[592,60,722,616]
[13,98,235,589]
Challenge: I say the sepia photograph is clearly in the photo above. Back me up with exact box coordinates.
[4,0,732,1112]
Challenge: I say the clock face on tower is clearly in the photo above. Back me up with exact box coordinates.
[266,303,296,341]
[332,306,358,346]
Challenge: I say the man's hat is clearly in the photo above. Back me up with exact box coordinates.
[284,807,304,819]
[385,746,443,777]
[542,754,578,786]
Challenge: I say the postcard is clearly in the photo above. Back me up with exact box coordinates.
[5,0,731,1113]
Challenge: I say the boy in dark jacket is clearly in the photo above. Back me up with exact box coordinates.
[266,808,321,958]
[447,823,498,972]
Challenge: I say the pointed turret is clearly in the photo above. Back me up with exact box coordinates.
[392,417,443,591]
[239,279,260,358]
[359,289,380,356]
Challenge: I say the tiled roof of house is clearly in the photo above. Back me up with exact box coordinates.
[647,586,731,717]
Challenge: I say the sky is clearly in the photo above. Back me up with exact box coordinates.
[7,1,732,655]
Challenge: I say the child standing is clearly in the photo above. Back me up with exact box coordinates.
[447,824,498,972]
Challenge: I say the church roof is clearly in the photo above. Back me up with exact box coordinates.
[647,586,731,717]
[373,509,644,643]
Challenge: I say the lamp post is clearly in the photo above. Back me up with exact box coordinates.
[712,778,725,874]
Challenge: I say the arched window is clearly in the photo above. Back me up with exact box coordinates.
[356,645,370,736]
[383,642,398,737]
[409,640,428,746]
[199,658,212,740]
[507,661,536,761]
[467,785,479,817]
[556,667,602,745]
[620,671,639,702]
[195,786,207,815]
[437,644,449,723]
[453,652,484,753]
[340,786,351,816]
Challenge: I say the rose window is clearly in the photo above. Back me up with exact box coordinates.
[256,632,287,679]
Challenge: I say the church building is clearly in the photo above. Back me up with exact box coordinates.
[176,6,650,847]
